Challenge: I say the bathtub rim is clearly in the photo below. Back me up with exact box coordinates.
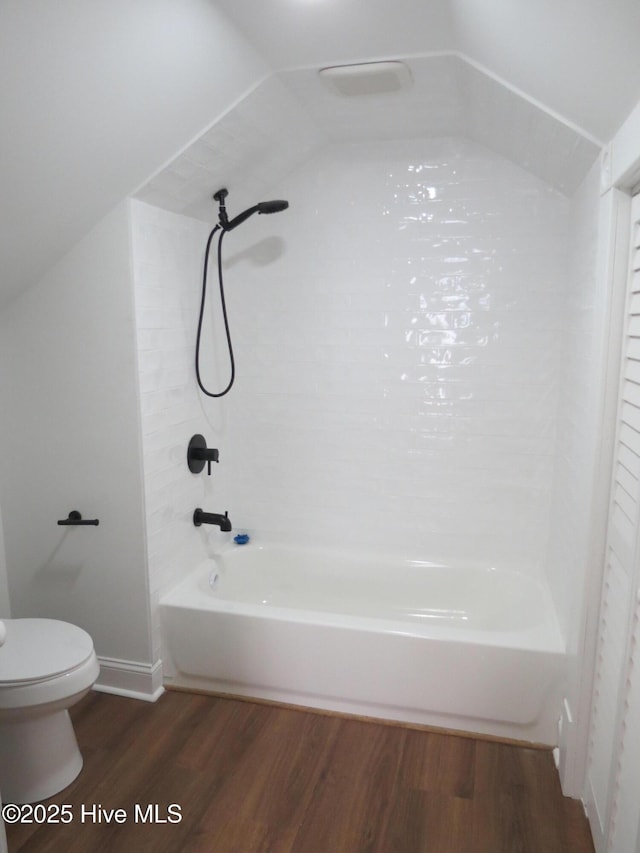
[162,548,566,655]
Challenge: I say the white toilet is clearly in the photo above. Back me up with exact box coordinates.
[0,618,99,804]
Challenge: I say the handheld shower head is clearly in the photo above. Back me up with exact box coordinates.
[257,200,289,215]
[214,189,289,232]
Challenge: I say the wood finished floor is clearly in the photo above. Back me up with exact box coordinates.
[7,690,594,853]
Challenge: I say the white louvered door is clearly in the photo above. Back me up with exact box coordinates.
[588,193,640,853]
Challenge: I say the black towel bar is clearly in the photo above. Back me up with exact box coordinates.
[57,510,99,526]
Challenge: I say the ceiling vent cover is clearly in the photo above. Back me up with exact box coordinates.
[319,61,413,96]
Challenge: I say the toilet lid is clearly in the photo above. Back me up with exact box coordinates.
[0,618,95,683]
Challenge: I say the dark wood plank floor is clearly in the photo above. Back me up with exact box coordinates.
[7,690,594,853]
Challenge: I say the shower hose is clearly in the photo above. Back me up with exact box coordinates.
[195,225,236,398]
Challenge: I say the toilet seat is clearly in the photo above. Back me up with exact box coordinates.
[0,618,95,685]
[0,619,99,712]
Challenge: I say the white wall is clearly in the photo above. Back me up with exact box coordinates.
[541,161,623,801]
[610,96,640,188]
[0,505,10,617]
[545,162,603,642]
[0,202,151,668]
[133,137,571,606]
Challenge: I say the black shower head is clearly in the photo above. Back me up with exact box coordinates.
[214,188,289,232]
[257,200,289,215]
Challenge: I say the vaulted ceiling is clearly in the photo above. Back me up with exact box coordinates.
[2,0,640,308]
[135,55,600,223]
[214,0,640,144]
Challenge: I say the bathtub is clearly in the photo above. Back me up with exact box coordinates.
[160,543,566,744]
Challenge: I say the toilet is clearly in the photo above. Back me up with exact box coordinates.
[0,618,99,804]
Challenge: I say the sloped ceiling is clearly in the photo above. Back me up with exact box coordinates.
[0,0,268,309]
[2,0,640,308]
[135,55,600,222]
[214,0,640,144]
[279,56,600,193]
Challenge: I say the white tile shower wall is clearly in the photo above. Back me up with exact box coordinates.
[210,138,570,569]
[130,200,215,662]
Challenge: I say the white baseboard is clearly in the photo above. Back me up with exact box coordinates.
[93,655,164,702]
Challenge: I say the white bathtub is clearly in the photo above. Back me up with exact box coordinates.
[160,543,566,744]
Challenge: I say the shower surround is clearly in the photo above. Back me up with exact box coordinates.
[132,135,571,666]
[209,138,568,561]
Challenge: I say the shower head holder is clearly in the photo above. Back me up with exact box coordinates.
[213,187,289,232]
[213,188,230,230]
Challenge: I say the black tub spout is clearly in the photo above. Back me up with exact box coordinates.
[193,508,232,532]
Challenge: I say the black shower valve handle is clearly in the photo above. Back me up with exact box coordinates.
[206,452,219,476]
[187,434,220,476]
